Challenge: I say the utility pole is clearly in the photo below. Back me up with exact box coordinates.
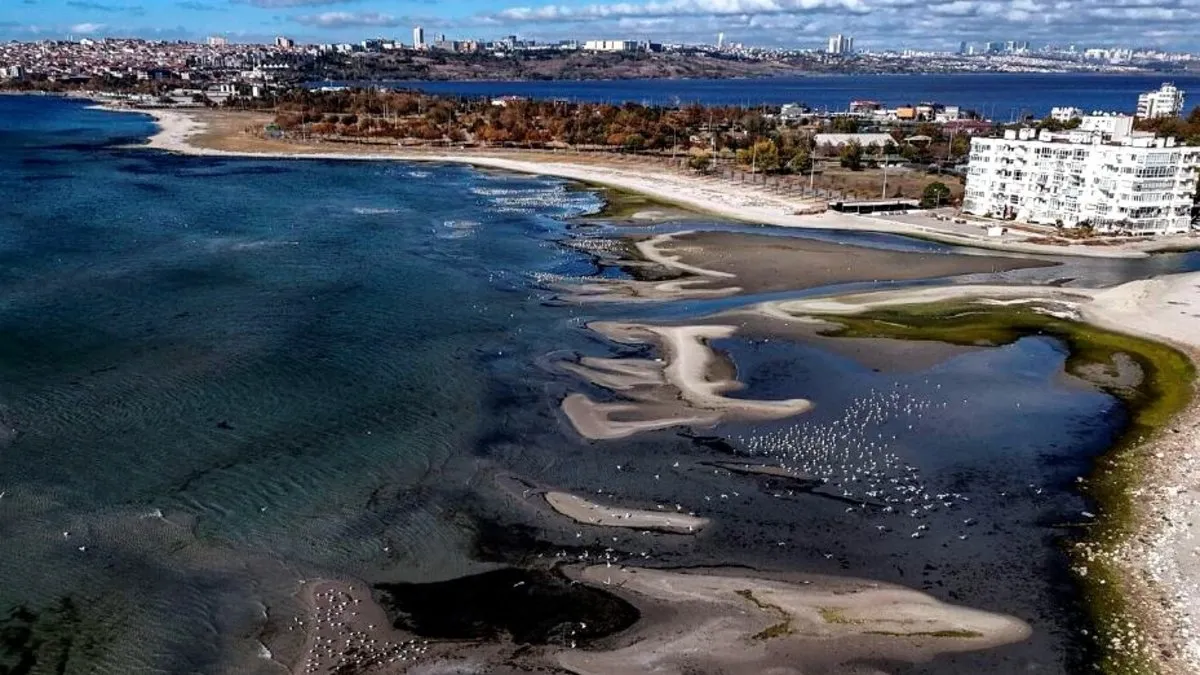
[881,150,888,199]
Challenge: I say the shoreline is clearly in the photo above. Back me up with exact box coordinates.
[90,101,1200,673]
[754,275,1200,675]
[118,105,1200,260]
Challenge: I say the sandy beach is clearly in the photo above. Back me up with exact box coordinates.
[125,106,1200,260]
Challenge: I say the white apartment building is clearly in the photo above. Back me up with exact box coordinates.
[583,40,637,52]
[827,34,854,55]
[964,125,1200,235]
[1077,114,1134,138]
[1137,82,1185,119]
[413,26,425,50]
[1050,106,1083,122]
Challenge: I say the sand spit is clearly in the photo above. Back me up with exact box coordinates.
[753,273,1200,675]
[634,231,736,280]
[552,277,742,303]
[755,283,1097,319]
[492,473,710,536]
[558,229,1048,303]
[123,106,1200,260]
[562,321,812,440]
[554,231,743,302]
[545,491,709,534]
[559,566,1032,675]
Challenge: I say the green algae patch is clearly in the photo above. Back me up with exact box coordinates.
[577,184,706,221]
[809,301,1196,675]
[817,607,861,625]
[735,589,795,640]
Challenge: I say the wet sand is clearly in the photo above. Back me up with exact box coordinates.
[559,565,1032,675]
[544,491,709,534]
[563,229,1052,302]
[561,321,813,440]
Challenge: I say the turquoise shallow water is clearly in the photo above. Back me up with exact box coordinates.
[0,96,1188,673]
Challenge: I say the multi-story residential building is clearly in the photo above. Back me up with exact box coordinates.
[1050,106,1083,122]
[583,40,638,52]
[1077,113,1134,137]
[963,125,1200,235]
[1137,82,1185,119]
[274,36,294,49]
[413,26,425,50]
[826,34,853,55]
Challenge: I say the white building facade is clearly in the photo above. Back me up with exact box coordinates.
[964,126,1199,235]
[583,40,637,52]
[1137,82,1185,119]
[826,34,853,55]
[1050,106,1083,122]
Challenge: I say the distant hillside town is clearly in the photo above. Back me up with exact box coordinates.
[1,29,1197,92]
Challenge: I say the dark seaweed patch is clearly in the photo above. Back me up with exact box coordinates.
[374,568,638,646]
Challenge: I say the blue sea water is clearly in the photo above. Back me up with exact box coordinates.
[382,72,1200,118]
[0,95,1186,673]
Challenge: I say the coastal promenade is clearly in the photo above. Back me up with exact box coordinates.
[134,106,1200,261]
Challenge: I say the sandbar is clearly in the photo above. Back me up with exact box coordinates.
[561,321,812,440]
[559,565,1032,675]
[544,491,708,534]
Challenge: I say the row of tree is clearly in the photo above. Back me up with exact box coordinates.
[1135,107,1200,146]
[267,88,979,171]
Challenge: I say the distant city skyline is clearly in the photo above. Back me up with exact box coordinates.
[2,0,1199,53]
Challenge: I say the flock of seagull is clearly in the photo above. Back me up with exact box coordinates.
[736,383,981,542]
[295,586,431,674]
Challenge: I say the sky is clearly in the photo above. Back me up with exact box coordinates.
[1,0,1198,52]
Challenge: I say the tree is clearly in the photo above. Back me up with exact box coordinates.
[688,152,713,174]
[839,141,864,171]
[950,134,971,158]
[832,117,860,133]
[787,146,812,173]
[736,140,781,173]
[921,181,952,208]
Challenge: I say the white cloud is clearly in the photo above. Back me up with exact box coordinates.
[242,0,361,7]
[69,22,106,33]
[475,0,1200,50]
[292,11,402,28]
